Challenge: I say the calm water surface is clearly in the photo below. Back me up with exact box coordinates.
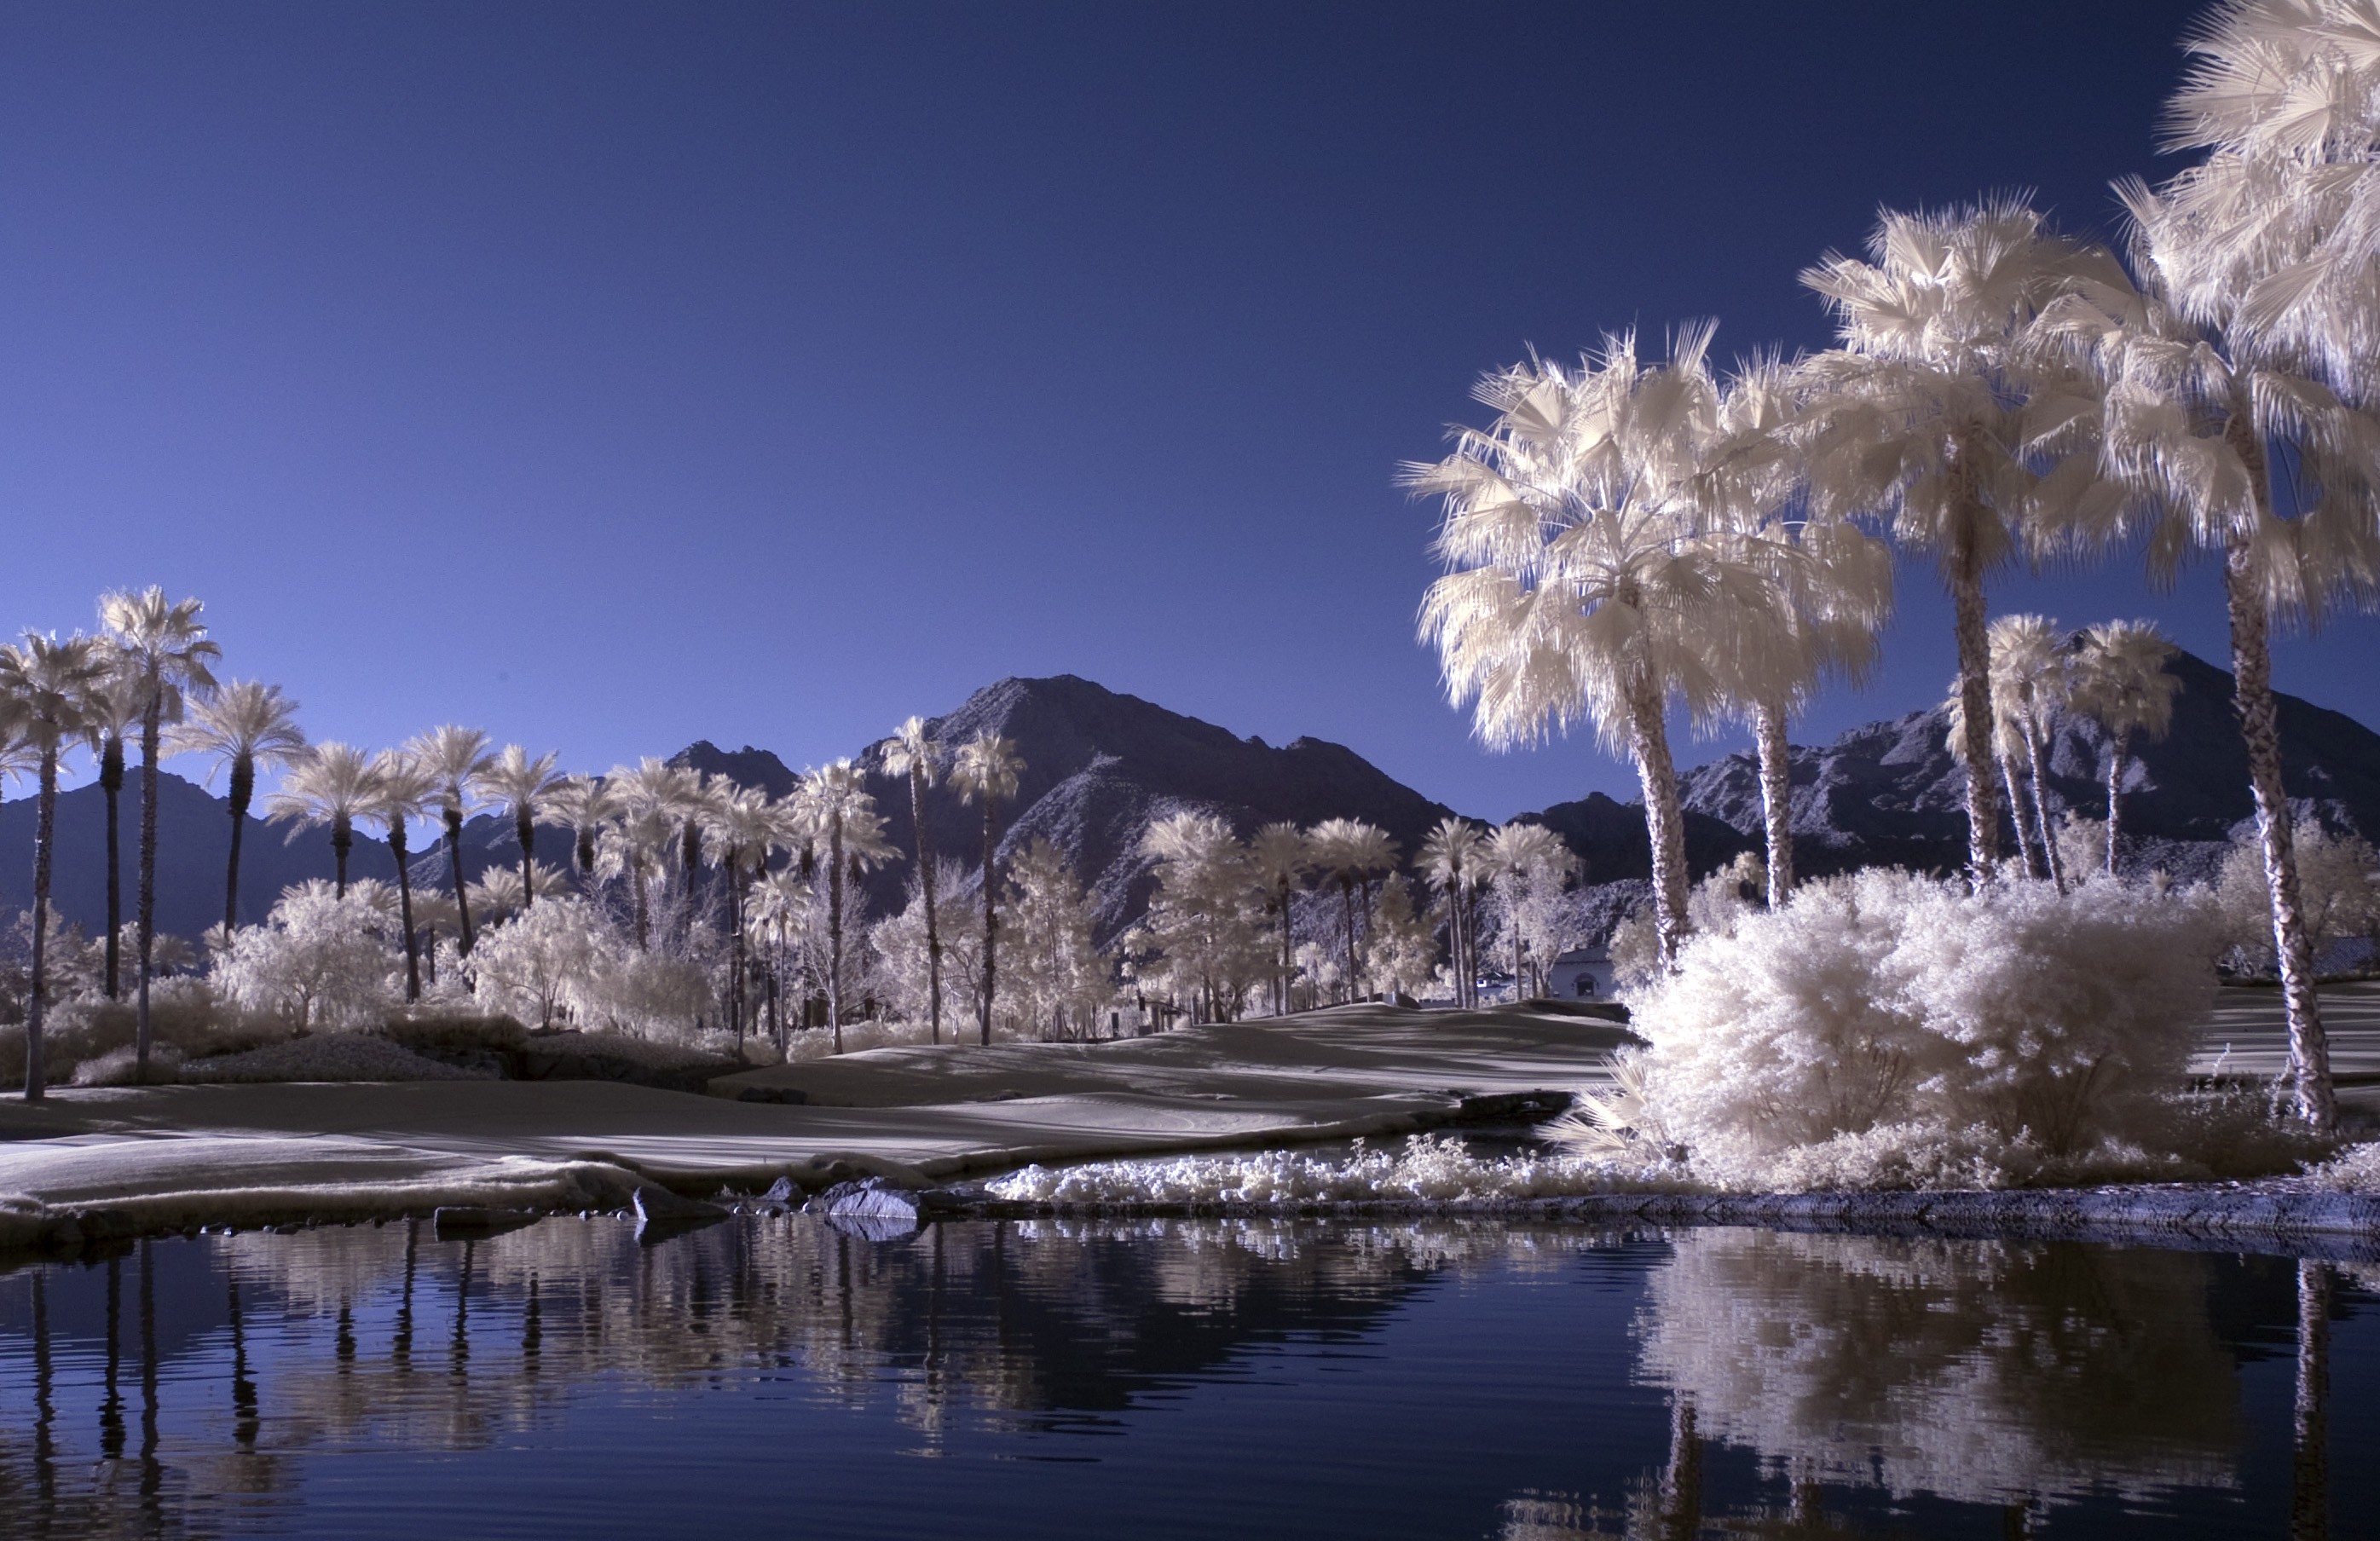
[0,1215,2371,1538]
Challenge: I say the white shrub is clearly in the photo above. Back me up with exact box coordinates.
[468,898,618,1030]
[210,883,401,1033]
[1615,870,2221,1187]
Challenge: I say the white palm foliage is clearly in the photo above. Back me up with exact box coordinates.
[597,802,679,950]
[407,725,495,954]
[1417,816,1487,1007]
[546,771,627,886]
[2056,182,2380,1130]
[0,632,109,1100]
[1304,817,1396,1000]
[467,861,570,926]
[744,864,812,1047]
[170,680,307,938]
[2071,620,2183,872]
[1704,356,1894,903]
[950,730,1024,1047]
[796,759,894,1051]
[1483,822,1571,999]
[701,782,786,1042]
[1140,812,1265,1023]
[363,748,437,1001]
[1412,326,1773,961]
[264,743,382,900]
[480,745,566,908]
[1987,613,2073,891]
[1250,820,1312,1014]
[100,586,220,1079]
[1797,200,2130,878]
[2158,0,2380,390]
[881,715,949,1042]
[1944,662,2045,880]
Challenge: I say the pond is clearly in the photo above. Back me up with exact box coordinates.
[0,1215,2371,1538]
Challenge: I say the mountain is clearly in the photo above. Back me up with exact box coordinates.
[681,674,1459,942]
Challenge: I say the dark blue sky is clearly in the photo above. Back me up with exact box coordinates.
[3,0,2363,818]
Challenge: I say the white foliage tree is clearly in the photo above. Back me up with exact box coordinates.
[211,880,400,1034]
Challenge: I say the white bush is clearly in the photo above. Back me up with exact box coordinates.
[468,898,618,1030]
[1612,870,2222,1187]
[210,882,401,1033]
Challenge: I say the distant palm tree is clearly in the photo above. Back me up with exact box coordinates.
[265,743,383,898]
[701,782,785,1043]
[409,888,460,986]
[0,632,108,1100]
[548,772,627,887]
[169,681,307,941]
[480,746,565,908]
[746,866,811,1050]
[881,715,948,1042]
[615,757,709,939]
[364,748,437,1001]
[408,726,494,955]
[1305,818,1395,1000]
[1250,821,1311,1014]
[100,587,220,1081]
[950,731,1023,1047]
[80,673,143,1000]
[1484,822,1568,1000]
[1987,614,2072,889]
[2071,620,2181,872]
[1948,666,2047,881]
[466,862,568,926]
[1797,201,2129,880]
[1418,817,1486,1007]
[798,760,893,1052]
[598,802,678,950]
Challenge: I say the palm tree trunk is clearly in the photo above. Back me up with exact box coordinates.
[1752,697,1794,906]
[2295,1259,2331,1541]
[1338,876,1358,1000]
[1948,518,2004,880]
[909,765,943,1046]
[101,736,123,998]
[2024,719,2065,892]
[224,755,253,937]
[2227,407,2330,1128]
[446,807,476,956]
[1627,682,1691,965]
[729,860,747,1044]
[1279,884,1295,1015]
[829,817,846,1053]
[1661,1396,1702,1541]
[575,827,597,884]
[978,801,999,1047]
[2104,727,2131,875]
[332,818,352,899]
[134,710,160,1082]
[516,810,536,907]
[26,747,60,1102]
[633,860,650,950]
[2001,755,2043,878]
[391,826,421,1002]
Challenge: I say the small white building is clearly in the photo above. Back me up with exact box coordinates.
[1544,945,1619,1001]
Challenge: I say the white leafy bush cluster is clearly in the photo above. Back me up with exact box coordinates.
[211,881,400,1032]
[1610,870,2225,1188]
[986,1134,1682,1207]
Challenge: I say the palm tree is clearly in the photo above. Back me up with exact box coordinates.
[408,726,494,955]
[1250,821,1311,1014]
[1305,818,1395,1001]
[265,743,383,898]
[169,681,306,939]
[2071,620,2182,872]
[547,772,626,888]
[598,802,678,950]
[1484,822,1568,1000]
[363,748,436,1001]
[0,632,107,1101]
[1948,664,2046,880]
[950,731,1023,1047]
[881,715,948,1043]
[1412,327,1770,964]
[1797,201,2129,880]
[99,587,220,1082]
[798,760,893,1052]
[746,866,811,1051]
[82,672,142,1000]
[1418,817,1485,1007]
[615,757,708,940]
[479,746,564,908]
[702,783,785,1043]
[1988,613,2073,890]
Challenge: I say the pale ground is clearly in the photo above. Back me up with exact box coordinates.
[2192,981,2380,1083]
[0,1004,1632,1238]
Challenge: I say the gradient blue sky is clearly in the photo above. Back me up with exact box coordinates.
[3,0,2370,819]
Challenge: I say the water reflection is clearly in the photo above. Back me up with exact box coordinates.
[0,1220,2363,1539]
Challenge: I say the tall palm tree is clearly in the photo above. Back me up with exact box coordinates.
[2071,620,2182,871]
[362,748,436,1001]
[746,866,811,1051]
[408,726,494,955]
[1412,326,1771,964]
[547,772,627,888]
[950,731,1022,1047]
[798,760,893,1052]
[881,715,948,1043]
[169,680,306,938]
[0,632,107,1101]
[82,672,142,1000]
[615,757,708,940]
[598,802,678,950]
[1946,648,2049,880]
[99,587,220,1082]
[1250,821,1311,1014]
[701,783,784,1043]
[1987,613,2073,890]
[479,746,564,908]
[1305,818,1395,1000]
[1418,817,1485,1007]
[1797,201,2130,880]
[1484,822,1568,1000]
[2062,181,2380,1130]
[265,743,383,899]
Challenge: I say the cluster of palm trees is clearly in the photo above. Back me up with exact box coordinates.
[1414,1,2380,1130]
